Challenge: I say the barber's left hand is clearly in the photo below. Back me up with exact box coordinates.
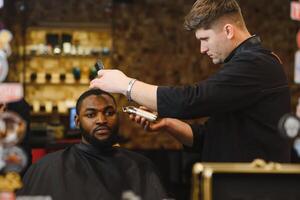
[128,106,164,132]
[90,69,132,95]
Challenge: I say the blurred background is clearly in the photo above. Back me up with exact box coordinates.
[0,0,298,199]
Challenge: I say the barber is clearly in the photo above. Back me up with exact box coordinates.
[90,0,291,163]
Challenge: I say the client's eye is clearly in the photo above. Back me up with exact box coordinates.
[86,113,96,118]
[104,109,115,116]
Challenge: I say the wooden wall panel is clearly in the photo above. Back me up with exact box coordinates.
[7,0,299,149]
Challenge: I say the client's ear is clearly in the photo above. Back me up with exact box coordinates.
[75,115,80,127]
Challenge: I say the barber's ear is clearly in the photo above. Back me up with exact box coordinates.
[75,115,80,127]
[224,24,234,39]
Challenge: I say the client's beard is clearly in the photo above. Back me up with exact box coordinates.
[80,124,119,149]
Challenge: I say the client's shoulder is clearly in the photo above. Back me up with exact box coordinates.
[32,148,66,167]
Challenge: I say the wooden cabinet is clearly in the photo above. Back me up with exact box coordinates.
[18,23,112,115]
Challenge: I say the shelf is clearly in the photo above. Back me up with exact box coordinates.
[27,22,112,31]
[22,23,112,120]
[31,112,69,116]
[24,54,103,59]
[25,82,90,86]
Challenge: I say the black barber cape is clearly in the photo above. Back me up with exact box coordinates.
[17,143,167,200]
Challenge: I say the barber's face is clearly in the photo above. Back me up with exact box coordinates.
[195,27,229,64]
[75,94,118,142]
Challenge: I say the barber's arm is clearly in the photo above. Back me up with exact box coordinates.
[129,108,193,147]
[152,118,194,147]
[89,69,158,111]
[89,64,261,120]
[131,113,206,152]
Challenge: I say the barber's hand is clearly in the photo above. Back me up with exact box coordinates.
[129,106,166,132]
[89,69,132,95]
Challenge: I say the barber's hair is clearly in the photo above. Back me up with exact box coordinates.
[184,0,245,31]
[76,88,117,114]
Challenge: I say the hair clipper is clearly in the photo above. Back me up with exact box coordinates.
[122,106,157,122]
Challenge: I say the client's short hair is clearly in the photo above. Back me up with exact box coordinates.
[76,88,116,115]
